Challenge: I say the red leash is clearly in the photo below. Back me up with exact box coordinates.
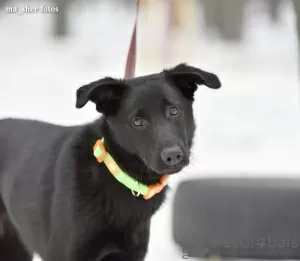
[124,0,141,79]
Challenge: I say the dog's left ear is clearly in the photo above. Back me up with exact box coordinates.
[164,63,221,100]
[76,77,127,115]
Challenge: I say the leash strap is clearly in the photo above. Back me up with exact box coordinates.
[124,0,141,79]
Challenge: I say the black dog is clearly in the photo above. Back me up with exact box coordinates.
[0,63,221,261]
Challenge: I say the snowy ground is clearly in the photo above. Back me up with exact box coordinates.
[1,0,300,260]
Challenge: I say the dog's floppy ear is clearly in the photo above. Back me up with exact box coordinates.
[76,77,127,115]
[164,63,221,100]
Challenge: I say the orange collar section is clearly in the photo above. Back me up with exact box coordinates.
[93,138,168,200]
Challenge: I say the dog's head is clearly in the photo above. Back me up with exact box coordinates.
[76,64,221,175]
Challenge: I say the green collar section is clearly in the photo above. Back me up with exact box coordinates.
[93,138,168,200]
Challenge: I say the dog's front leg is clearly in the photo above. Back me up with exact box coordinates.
[101,246,147,261]
[101,221,150,261]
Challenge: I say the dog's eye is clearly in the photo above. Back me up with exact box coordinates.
[169,106,179,116]
[132,117,145,127]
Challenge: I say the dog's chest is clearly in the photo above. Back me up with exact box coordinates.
[111,188,167,222]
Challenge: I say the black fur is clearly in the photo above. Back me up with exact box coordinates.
[0,63,221,261]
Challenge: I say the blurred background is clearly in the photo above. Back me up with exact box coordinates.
[1,0,300,260]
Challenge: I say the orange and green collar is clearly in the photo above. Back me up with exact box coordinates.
[93,138,168,200]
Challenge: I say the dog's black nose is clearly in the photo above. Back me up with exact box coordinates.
[161,146,183,166]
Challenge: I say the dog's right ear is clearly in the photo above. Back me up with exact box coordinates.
[76,77,127,115]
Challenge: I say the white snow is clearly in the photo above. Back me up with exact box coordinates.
[1,0,300,260]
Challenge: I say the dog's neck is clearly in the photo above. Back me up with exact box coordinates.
[88,118,162,185]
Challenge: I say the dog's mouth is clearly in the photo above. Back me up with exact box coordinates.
[165,167,184,175]
[151,165,185,176]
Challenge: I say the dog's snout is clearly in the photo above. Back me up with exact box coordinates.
[160,146,183,166]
